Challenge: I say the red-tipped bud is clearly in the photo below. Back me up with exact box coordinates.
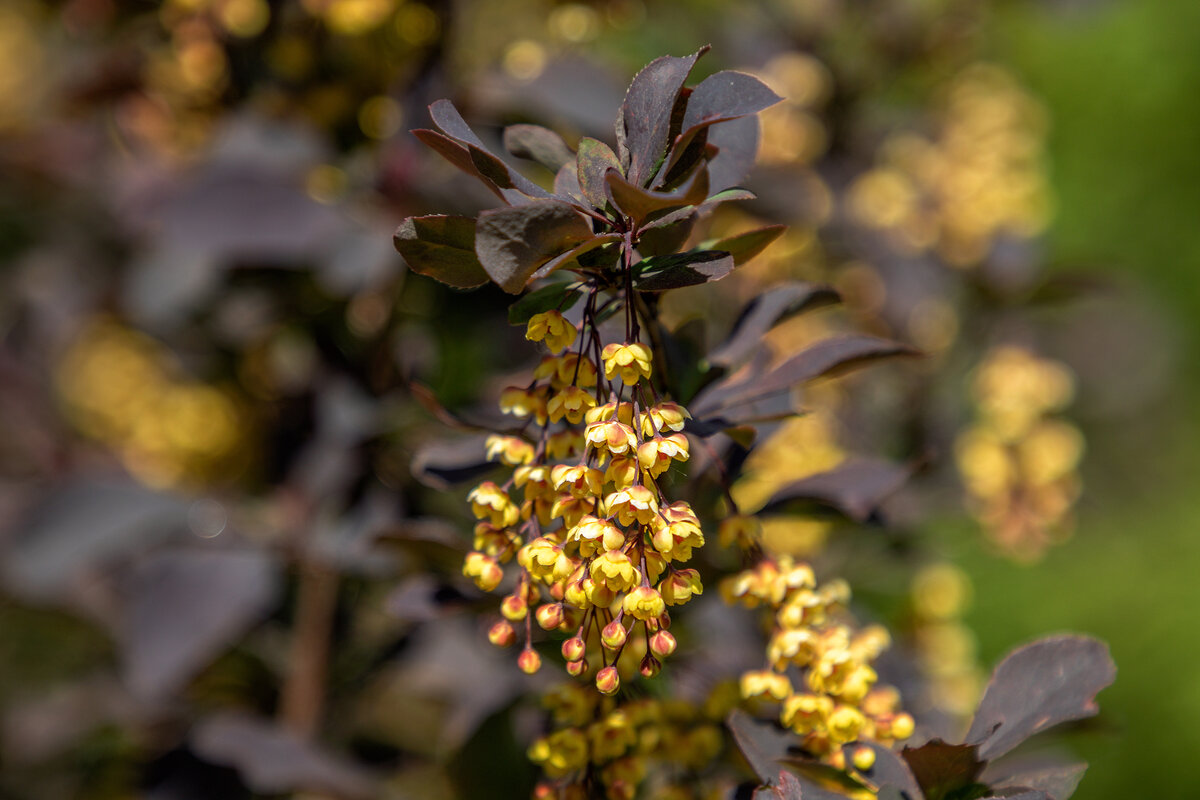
[649,629,677,659]
[566,657,588,677]
[852,745,876,771]
[501,593,527,621]
[535,603,564,630]
[561,636,586,662]
[639,653,661,678]
[601,618,628,650]
[658,611,671,629]
[517,648,541,674]
[549,582,565,601]
[596,665,620,694]
[487,620,516,647]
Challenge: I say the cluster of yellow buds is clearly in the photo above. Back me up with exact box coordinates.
[55,319,243,488]
[955,345,1084,561]
[721,544,914,770]
[847,63,1050,268]
[528,683,729,800]
[464,309,704,692]
[908,563,983,719]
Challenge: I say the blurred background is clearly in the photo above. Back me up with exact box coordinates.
[0,0,1196,798]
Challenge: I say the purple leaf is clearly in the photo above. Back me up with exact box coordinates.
[705,225,787,267]
[468,143,552,199]
[728,709,802,784]
[850,742,924,799]
[606,164,709,226]
[577,137,623,210]
[709,281,840,368]
[122,546,280,702]
[984,759,1087,800]
[966,636,1116,760]
[632,250,734,291]
[707,115,761,193]
[694,335,917,415]
[554,161,583,201]
[412,129,509,203]
[193,712,376,798]
[901,739,986,800]
[423,100,551,201]
[503,124,574,172]
[530,233,622,280]
[618,47,709,185]
[393,215,490,290]
[680,70,783,134]
[752,771,806,799]
[759,458,913,522]
[475,199,594,293]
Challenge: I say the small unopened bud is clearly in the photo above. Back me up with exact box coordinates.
[828,749,846,771]
[549,582,565,601]
[649,629,677,659]
[517,648,541,674]
[596,665,620,694]
[564,580,588,608]
[890,712,915,740]
[852,745,876,771]
[566,657,588,677]
[501,593,527,621]
[639,653,661,678]
[601,619,628,650]
[535,603,564,630]
[487,620,516,647]
[561,636,586,662]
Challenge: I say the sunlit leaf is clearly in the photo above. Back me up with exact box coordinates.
[632,249,734,291]
[577,137,623,210]
[393,215,490,290]
[475,200,594,293]
[618,47,709,185]
[966,636,1116,760]
[758,458,913,522]
[606,164,710,226]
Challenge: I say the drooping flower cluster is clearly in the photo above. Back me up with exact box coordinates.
[955,345,1083,561]
[528,683,730,800]
[721,530,914,770]
[464,309,703,692]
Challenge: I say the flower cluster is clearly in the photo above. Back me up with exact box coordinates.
[955,345,1084,561]
[908,562,983,719]
[464,309,704,692]
[721,541,914,770]
[528,684,730,800]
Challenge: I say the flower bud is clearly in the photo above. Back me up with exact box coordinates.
[889,712,915,740]
[535,603,564,630]
[517,648,541,674]
[566,657,588,677]
[487,620,516,647]
[649,629,677,659]
[596,665,620,694]
[501,593,528,621]
[601,619,628,650]
[852,745,876,771]
[561,636,586,662]
[639,653,661,678]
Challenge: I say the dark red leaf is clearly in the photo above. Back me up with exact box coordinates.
[637,211,696,257]
[424,100,550,202]
[848,742,924,799]
[707,116,761,193]
[632,250,734,291]
[727,709,801,784]
[984,759,1087,800]
[468,144,552,200]
[966,636,1116,760]
[554,161,583,201]
[901,739,986,800]
[530,233,622,280]
[618,47,709,185]
[694,335,917,415]
[412,129,508,203]
[393,215,490,290]
[606,164,709,227]
[193,712,376,798]
[680,70,783,134]
[705,225,787,267]
[758,458,913,522]
[708,281,840,368]
[503,124,574,172]
[475,199,594,293]
[577,137,623,210]
[752,771,806,800]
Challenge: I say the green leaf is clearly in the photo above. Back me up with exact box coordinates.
[632,249,734,291]
[393,215,489,289]
[503,124,574,172]
[475,200,594,294]
[606,164,709,227]
[507,281,586,325]
[577,137,623,210]
[703,224,787,266]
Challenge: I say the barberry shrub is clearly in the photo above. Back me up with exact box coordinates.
[395,49,1114,800]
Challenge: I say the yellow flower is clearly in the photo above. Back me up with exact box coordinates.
[658,568,703,605]
[781,693,832,735]
[623,585,666,620]
[499,385,547,423]
[601,342,653,385]
[485,434,535,466]
[637,433,689,478]
[520,536,573,582]
[547,429,584,459]
[569,514,626,555]
[547,385,597,423]
[528,728,589,777]
[740,669,793,701]
[645,401,691,433]
[718,515,762,548]
[467,481,519,527]
[585,420,637,457]
[827,704,867,744]
[604,454,639,490]
[526,310,578,353]
[589,709,636,759]
[462,551,503,591]
[590,550,641,593]
[605,485,659,526]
